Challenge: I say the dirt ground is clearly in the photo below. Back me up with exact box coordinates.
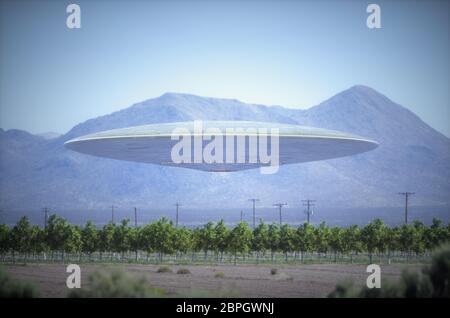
[3,263,422,298]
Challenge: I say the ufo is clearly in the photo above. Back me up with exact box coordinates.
[64,121,378,173]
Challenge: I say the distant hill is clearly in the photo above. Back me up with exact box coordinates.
[1,85,449,212]
[36,132,62,140]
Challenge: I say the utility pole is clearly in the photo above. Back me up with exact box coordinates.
[133,207,137,228]
[240,210,244,222]
[273,203,287,226]
[302,199,316,224]
[248,199,259,229]
[110,205,116,224]
[42,207,49,228]
[174,202,181,228]
[398,192,414,224]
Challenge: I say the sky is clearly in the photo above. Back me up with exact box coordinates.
[0,0,449,137]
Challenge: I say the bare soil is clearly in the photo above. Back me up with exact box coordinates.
[3,263,422,298]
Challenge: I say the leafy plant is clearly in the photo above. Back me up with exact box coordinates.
[228,221,253,265]
[1,215,449,266]
[0,267,39,298]
[69,267,164,298]
[328,244,450,298]
[157,266,172,273]
[214,272,225,278]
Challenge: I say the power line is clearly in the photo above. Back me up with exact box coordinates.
[42,207,49,228]
[174,202,182,228]
[248,199,260,229]
[301,199,316,224]
[398,192,414,224]
[110,205,116,224]
[273,203,287,226]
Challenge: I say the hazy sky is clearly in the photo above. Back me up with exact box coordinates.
[0,0,449,136]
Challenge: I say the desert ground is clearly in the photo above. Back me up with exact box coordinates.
[3,263,422,298]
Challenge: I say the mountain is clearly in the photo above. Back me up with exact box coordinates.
[62,93,299,141]
[36,132,62,140]
[1,85,449,216]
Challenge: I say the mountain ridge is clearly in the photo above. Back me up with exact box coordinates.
[1,85,449,211]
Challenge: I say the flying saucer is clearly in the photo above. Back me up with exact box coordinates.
[64,121,378,172]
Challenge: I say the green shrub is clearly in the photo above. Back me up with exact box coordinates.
[177,268,190,275]
[424,244,450,297]
[69,267,164,298]
[178,287,241,298]
[328,244,450,298]
[157,266,172,273]
[0,267,39,298]
[328,280,400,298]
[214,272,225,278]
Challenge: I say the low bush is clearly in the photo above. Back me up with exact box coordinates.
[0,267,39,298]
[214,272,225,278]
[178,287,241,298]
[177,268,190,275]
[69,267,164,298]
[328,244,450,298]
[157,266,172,273]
